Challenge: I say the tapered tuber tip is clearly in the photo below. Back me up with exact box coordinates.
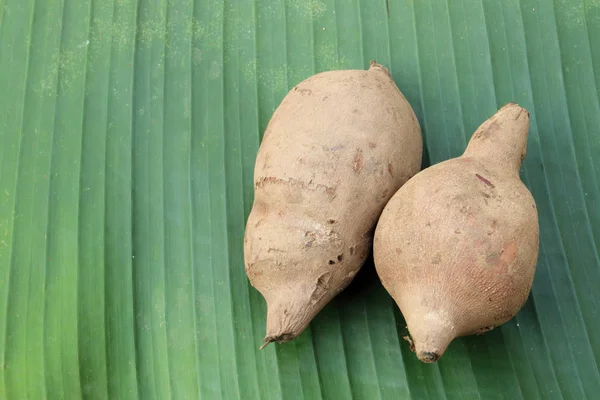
[464,102,531,171]
[418,351,439,363]
[259,337,275,350]
[499,102,530,118]
[369,60,391,77]
[260,332,296,350]
[404,311,456,363]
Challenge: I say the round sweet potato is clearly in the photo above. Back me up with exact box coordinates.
[373,103,539,362]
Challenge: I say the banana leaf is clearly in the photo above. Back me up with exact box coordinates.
[0,0,599,398]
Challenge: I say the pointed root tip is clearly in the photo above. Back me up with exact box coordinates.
[259,338,274,350]
[260,332,296,350]
[369,60,391,77]
[418,351,439,363]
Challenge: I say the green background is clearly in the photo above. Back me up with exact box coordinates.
[1,0,599,398]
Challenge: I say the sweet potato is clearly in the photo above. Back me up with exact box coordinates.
[244,62,422,347]
[374,103,539,362]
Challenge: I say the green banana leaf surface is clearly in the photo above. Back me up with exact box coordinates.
[1,0,599,398]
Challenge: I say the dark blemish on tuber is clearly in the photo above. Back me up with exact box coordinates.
[388,162,393,176]
[352,149,364,173]
[327,219,337,224]
[304,231,316,247]
[257,176,336,196]
[515,108,524,120]
[419,352,439,363]
[349,246,356,255]
[474,326,495,335]
[403,335,415,352]
[324,144,344,152]
[486,253,499,265]
[488,119,501,133]
[337,254,343,262]
[488,220,498,235]
[310,273,332,305]
[475,174,495,188]
[328,260,335,265]
[294,87,312,95]
[317,273,330,286]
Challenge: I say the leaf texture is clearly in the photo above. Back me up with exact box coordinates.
[0,0,599,398]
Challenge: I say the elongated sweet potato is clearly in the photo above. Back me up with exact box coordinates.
[244,62,422,347]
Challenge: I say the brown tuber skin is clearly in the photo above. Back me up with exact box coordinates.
[244,62,422,348]
[373,103,539,363]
